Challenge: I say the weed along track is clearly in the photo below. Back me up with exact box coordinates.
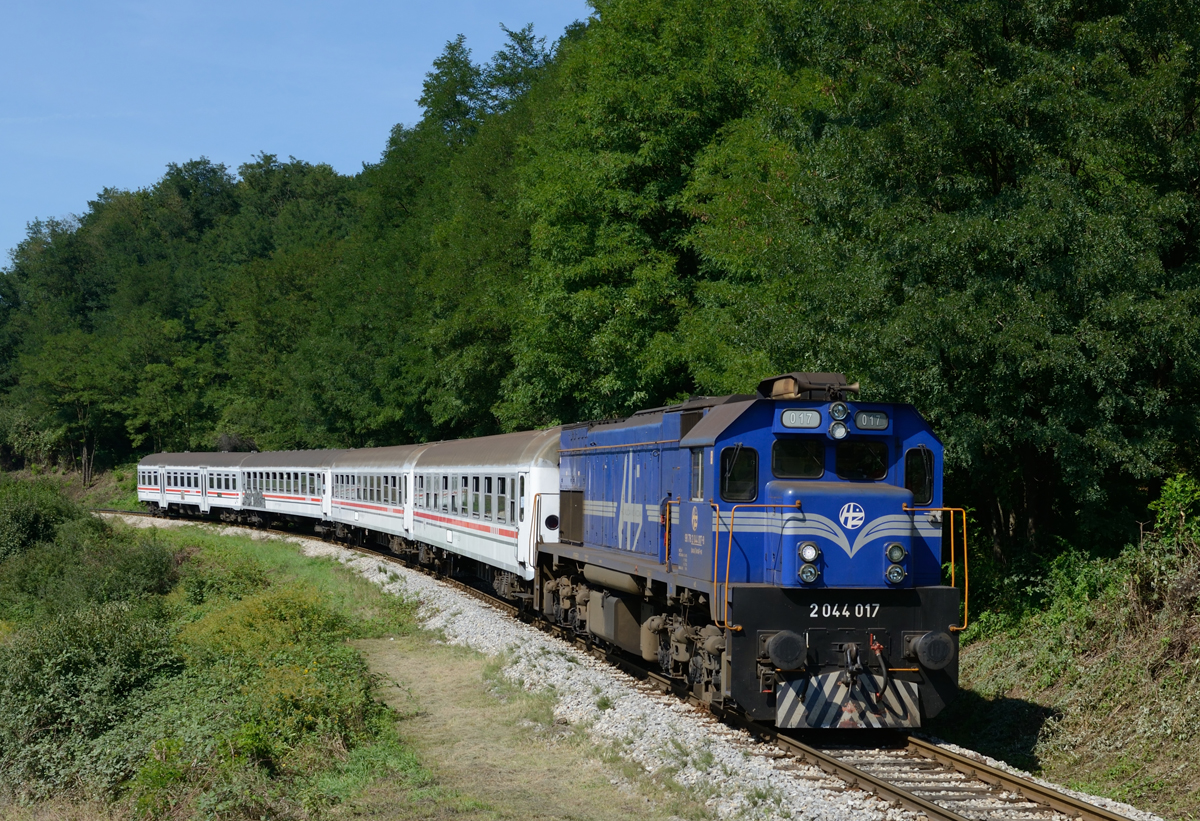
[97,510,1156,821]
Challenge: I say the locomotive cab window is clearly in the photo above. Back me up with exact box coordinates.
[905,447,934,505]
[772,438,824,479]
[720,446,758,502]
[690,449,704,501]
[836,441,889,481]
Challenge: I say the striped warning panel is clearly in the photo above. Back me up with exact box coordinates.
[776,673,921,729]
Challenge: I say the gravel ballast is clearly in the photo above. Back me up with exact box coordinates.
[104,516,1164,821]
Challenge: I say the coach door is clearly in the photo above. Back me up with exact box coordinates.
[157,469,166,508]
[321,469,332,518]
[199,469,210,513]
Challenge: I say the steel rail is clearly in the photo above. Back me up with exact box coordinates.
[904,736,1131,821]
[94,508,1136,821]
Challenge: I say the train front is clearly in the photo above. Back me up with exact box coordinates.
[714,374,961,729]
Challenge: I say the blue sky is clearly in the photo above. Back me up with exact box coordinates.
[0,0,591,262]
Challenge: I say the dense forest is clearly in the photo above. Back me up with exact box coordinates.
[3,0,1200,588]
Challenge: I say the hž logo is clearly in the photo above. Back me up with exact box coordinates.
[691,506,699,531]
[839,502,865,530]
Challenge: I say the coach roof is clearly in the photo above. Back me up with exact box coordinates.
[239,449,346,469]
[139,453,248,468]
[414,427,561,470]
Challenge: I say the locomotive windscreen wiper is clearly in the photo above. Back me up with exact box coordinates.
[724,442,743,481]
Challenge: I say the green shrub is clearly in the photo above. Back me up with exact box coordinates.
[179,555,269,606]
[0,524,176,623]
[0,476,81,561]
[0,602,181,798]
[177,584,349,666]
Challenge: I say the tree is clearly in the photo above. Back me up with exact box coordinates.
[418,34,485,144]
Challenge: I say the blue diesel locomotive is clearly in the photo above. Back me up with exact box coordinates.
[139,372,965,729]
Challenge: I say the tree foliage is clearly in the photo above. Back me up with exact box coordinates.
[3,1,1199,560]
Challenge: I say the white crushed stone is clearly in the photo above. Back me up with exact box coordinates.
[913,737,1166,821]
[102,515,1163,821]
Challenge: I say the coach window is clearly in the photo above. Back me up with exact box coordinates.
[773,439,825,479]
[836,442,889,481]
[208,475,214,489]
[471,476,480,517]
[720,446,759,502]
[690,449,704,500]
[497,477,507,523]
[904,447,934,505]
[483,476,493,520]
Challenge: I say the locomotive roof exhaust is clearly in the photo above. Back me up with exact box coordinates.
[757,372,861,401]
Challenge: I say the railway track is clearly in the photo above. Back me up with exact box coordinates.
[96,508,1140,821]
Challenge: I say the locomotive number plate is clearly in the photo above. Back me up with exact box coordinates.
[809,603,880,618]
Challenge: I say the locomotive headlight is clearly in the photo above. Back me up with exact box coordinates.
[829,401,849,421]
[829,421,848,440]
[885,564,907,584]
[799,542,820,563]
[886,543,907,563]
[799,563,820,583]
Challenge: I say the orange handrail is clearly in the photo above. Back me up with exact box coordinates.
[903,505,969,632]
[663,499,678,566]
[716,501,803,630]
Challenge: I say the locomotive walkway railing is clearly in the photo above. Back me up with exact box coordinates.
[903,505,970,632]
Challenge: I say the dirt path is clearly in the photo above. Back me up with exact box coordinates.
[346,636,704,821]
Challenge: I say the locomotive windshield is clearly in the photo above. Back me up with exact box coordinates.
[835,441,888,480]
[720,446,758,501]
[772,438,823,478]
